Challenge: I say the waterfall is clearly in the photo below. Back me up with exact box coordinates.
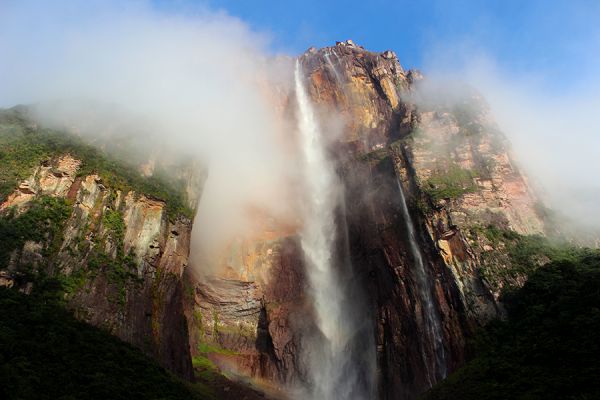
[395,175,447,385]
[324,49,343,84]
[294,59,375,400]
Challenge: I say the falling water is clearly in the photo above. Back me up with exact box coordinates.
[324,49,343,84]
[294,59,375,400]
[395,175,447,385]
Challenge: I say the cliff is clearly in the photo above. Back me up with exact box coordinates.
[0,109,204,381]
[302,41,547,398]
[184,41,550,399]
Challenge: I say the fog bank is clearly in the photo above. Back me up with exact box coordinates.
[419,50,600,230]
[0,0,300,264]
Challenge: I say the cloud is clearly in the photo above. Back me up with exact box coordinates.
[0,0,301,265]
[416,39,600,229]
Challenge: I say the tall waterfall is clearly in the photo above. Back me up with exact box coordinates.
[395,175,447,385]
[294,59,375,400]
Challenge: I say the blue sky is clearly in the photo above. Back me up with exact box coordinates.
[153,0,600,93]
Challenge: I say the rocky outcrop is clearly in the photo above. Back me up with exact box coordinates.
[184,221,310,388]
[0,154,202,380]
[0,155,81,212]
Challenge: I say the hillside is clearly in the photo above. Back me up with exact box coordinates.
[422,250,600,400]
[0,286,208,400]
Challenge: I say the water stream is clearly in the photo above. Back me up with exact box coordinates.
[294,59,375,400]
[395,175,447,385]
[324,49,343,84]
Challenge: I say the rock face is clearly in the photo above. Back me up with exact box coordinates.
[297,44,547,398]
[301,46,544,399]
[0,43,549,399]
[184,219,310,387]
[0,153,204,381]
[188,43,548,399]
[0,155,81,212]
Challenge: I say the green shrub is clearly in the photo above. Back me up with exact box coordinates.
[424,164,478,201]
[102,209,125,243]
[472,225,588,291]
[0,196,71,266]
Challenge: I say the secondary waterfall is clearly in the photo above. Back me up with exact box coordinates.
[324,49,343,84]
[396,175,447,385]
[294,59,375,400]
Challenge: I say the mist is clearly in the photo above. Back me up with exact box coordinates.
[0,0,302,264]
[413,48,600,231]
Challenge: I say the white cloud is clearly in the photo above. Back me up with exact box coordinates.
[421,42,600,229]
[0,0,301,264]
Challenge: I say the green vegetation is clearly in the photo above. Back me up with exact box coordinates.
[0,108,192,220]
[0,112,49,202]
[212,310,220,337]
[192,355,219,382]
[0,286,209,400]
[422,251,600,400]
[424,164,478,202]
[59,267,89,295]
[97,208,138,304]
[0,195,136,305]
[193,354,218,370]
[472,225,587,291]
[0,196,72,266]
[193,341,237,383]
[88,251,138,305]
[197,341,237,356]
[102,208,126,243]
[194,309,205,337]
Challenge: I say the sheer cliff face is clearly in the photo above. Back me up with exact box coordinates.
[302,42,545,398]
[0,152,204,380]
[189,42,546,399]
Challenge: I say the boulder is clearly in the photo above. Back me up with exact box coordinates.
[381,50,397,59]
